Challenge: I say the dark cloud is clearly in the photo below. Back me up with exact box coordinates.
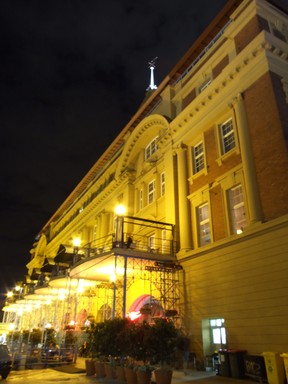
[0,0,227,289]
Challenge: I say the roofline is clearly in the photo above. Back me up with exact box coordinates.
[41,0,244,232]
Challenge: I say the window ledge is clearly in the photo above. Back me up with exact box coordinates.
[189,168,208,183]
[216,147,239,166]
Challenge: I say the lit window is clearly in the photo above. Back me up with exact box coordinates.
[193,142,205,174]
[197,203,211,246]
[220,118,235,154]
[210,318,226,345]
[145,137,158,160]
[228,185,247,234]
[160,172,165,196]
[139,189,143,210]
[148,235,155,251]
[148,180,155,204]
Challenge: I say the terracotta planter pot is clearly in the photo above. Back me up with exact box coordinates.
[116,365,126,382]
[85,359,95,376]
[94,361,106,378]
[124,366,137,384]
[104,362,117,379]
[136,370,152,384]
[154,368,173,384]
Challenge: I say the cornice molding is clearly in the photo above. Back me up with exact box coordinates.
[171,31,287,134]
[115,114,169,179]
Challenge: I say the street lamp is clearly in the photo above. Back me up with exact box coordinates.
[115,204,126,216]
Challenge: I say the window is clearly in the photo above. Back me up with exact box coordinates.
[148,235,155,251]
[93,225,97,241]
[160,172,165,196]
[228,185,247,234]
[147,180,155,204]
[270,20,288,43]
[145,137,158,160]
[197,203,211,246]
[210,319,226,345]
[220,118,235,154]
[199,78,211,93]
[161,229,168,253]
[139,189,143,210]
[193,142,205,174]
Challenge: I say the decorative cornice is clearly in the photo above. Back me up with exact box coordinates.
[115,115,169,178]
[171,33,288,133]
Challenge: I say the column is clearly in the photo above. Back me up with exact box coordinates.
[100,211,110,238]
[233,93,263,224]
[176,144,193,251]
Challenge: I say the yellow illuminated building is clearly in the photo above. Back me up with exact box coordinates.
[2,0,288,362]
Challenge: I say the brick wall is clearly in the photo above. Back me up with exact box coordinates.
[235,15,266,54]
[245,72,288,220]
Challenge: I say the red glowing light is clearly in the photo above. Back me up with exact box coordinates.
[127,311,141,321]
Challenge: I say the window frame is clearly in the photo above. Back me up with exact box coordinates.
[197,202,211,247]
[147,180,155,205]
[160,172,165,196]
[148,234,156,251]
[139,189,143,210]
[227,184,247,235]
[145,137,158,161]
[210,318,226,346]
[192,141,205,174]
[198,78,212,94]
[269,18,288,43]
[219,118,235,155]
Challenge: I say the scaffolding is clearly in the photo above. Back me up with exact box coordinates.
[111,254,183,324]
[146,261,183,324]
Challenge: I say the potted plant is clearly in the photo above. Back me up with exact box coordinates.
[146,319,178,384]
[117,320,139,384]
[84,323,97,376]
[130,322,154,384]
[92,318,129,379]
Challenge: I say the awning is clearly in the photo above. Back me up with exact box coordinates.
[40,258,54,273]
[54,244,74,264]
[26,256,43,270]
[30,269,41,280]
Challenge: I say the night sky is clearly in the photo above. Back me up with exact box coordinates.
[0,0,228,293]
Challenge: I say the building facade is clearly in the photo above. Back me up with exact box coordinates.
[3,0,288,361]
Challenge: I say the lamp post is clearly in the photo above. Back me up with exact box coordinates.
[114,204,127,318]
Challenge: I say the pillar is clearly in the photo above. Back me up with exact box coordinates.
[233,93,263,224]
[176,144,193,251]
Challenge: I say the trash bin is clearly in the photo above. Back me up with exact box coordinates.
[229,350,247,379]
[219,349,230,377]
[244,354,267,382]
[280,353,288,383]
[263,352,285,384]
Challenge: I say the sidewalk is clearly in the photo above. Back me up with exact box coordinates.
[74,357,254,384]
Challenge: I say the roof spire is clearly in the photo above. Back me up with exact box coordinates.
[147,57,158,91]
